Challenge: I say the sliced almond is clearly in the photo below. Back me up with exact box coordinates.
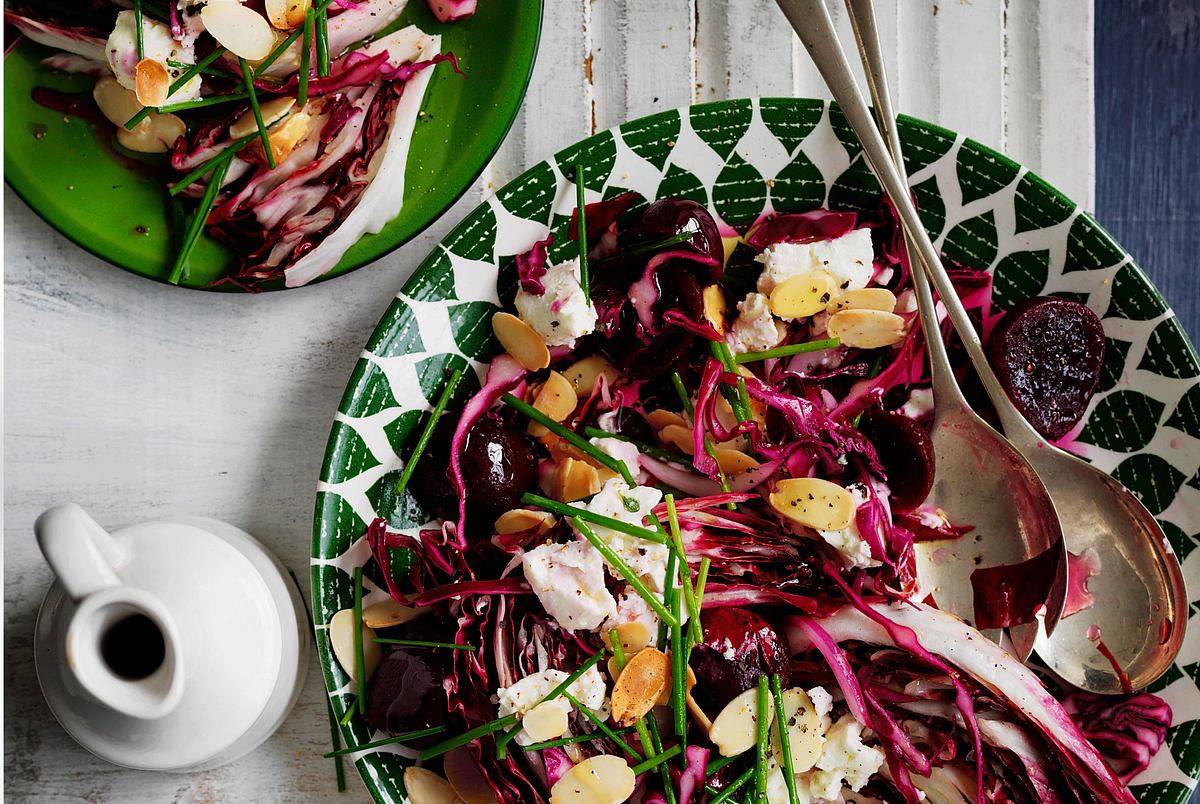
[262,108,312,164]
[772,688,824,774]
[493,312,551,371]
[769,477,856,531]
[528,370,577,436]
[522,698,571,742]
[770,271,837,319]
[709,686,774,757]
[404,766,460,804]
[93,76,144,128]
[687,692,713,733]
[561,355,619,397]
[329,608,381,684]
[445,746,501,804]
[550,754,636,804]
[610,647,670,726]
[115,111,185,154]
[713,447,760,476]
[658,424,696,455]
[230,96,296,139]
[703,284,728,334]
[720,235,741,266]
[827,287,897,314]
[602,621,653,656]
[827,309,907,349]
[361,598,426,629]
[134,59,170,107]
[495,508,556,535]
[550,457,603,503]
[200,2,277,60]
[265,0,311,29]
[645,409,689,432]
[654,659,697,706]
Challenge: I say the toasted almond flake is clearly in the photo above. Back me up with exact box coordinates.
[703,284,728,334]
[827,287,897,314]
[610,647,670,726]
[603,621,653,656]
[115,111,185,154]
[769,271,837,319]
[645,409,689,431]
[494,509,557,535]
[550,457,603,503]
[720,235,741,267]
[329,608,381,684]
[404,766,461,804]
[200,2,277,60]
[658,424,696,455]
[230,96,296,139]
[687,692,713,732]
[134,59,170,107]
[528,371,577,436]
[256,108,312,164]
[265,0,310,29]
[769,477,855,531]
[361,598,426,629]
[655,658,697,706]
[93,76,144,127]
[493,312,551,370]
[522,699,571,742]
[709,686,774,757]
[713,447,760,475]
[444,746,501,804]
[561,355,619,397]
[773,688,824,773]
[550,753,636,804]
[826,308,907,349]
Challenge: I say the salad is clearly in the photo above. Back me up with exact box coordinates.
[6,0,468,289]
[324,186,1172,804]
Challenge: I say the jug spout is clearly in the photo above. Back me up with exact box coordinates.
[35,504,185,720]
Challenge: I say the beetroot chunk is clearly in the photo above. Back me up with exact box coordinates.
[857,407,935,512]
[689,608,791,714]
[987,296,1105,440]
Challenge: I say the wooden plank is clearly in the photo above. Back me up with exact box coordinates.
[694,0,796,102]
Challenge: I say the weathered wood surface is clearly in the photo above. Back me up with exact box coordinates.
[4,1,1096,800]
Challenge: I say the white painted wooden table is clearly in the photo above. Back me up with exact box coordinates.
[3,1,1093,800]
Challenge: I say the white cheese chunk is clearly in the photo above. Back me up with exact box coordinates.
[522,541,617,632]
[589,435,647,484]
[496,666,608,745]
[900,387,935,419]
[574,479,671,592]
[604,586,661,637]
[728,291,787,355]
[817,484,881,570]
[514,257,598,347]
[106,10,201,102]
[755,229,876,295]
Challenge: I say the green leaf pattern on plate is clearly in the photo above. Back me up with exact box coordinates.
[312,99,1200,803]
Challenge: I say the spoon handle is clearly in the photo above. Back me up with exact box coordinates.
[774,0,1044,448]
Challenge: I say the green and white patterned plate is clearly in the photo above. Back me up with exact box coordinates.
[312,98,1200,803]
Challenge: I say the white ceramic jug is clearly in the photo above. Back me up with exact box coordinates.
[33,503,310,771]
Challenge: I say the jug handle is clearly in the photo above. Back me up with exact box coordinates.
[35,504,126,600]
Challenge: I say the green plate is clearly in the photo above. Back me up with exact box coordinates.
[313,99,1200,802]
[3,1,541,291]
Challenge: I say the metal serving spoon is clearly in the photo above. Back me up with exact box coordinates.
[777,0,1188,693]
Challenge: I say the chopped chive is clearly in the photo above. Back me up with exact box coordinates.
[325,699,346,791]
[596,230,694,265]
[574,163,590,301]
[610,630,628,668]
[707,766,755,804]
[493,649,608,756]
[695,557,711,612]
[315,5,331,76]
[419,713,519,761]
[352,566,367,714]
[166,58,236,79]
[168,155,230,284]
[169,131,258,197]
[323,725,447,758]
[158,91,251,114]
[771,675,801,804]
[372,638,476,651]
[581,427,691,466]
[238,57,275,169]
[632,744,683,775]
[658,549,677,649]
[520,727,637,752]
[706,751,745,776]
[133,0,145,60]
[645,716,677,804]
[670,372,695,418]
[611,638,671,798]
[125,47,228,130]
[710,342,753,422]
[665,495,702,644]
[298,9,314,107]
[563,692,643,761]
[502,394,635,485]
[755,677,770,802]
[670,588,687,742]
[520,493,665,544]
[396,367,466,495]
[734,337,841,364]
[339,702,356,726]
[574,519,678,627]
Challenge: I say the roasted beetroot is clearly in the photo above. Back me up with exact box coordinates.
[598,263,707,379]
[690,608,792,713]
[987,296,1105,440]
[365,648,447,739]
[623,199,723,281]
[857,407,935,512]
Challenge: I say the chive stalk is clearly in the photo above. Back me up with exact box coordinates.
[705,752,744,777]
[325,699,346,791]
[670,588,686,742]
[315,5,331,76]
[771,675,801,804]
[323,725,447,758]
[734,337,841,364]
[574,519,677,627]
[695,557,711,611]
[595,230,694,265]
[710,342,753,422]
[238,58,276,169]
[644,715,677,804]
[581,427,691,466]
[658,550,677,649]
[169,131,258,197]
[298,9,314,107]
[352,566,366,714]
[372,638,475,650]
[520,727,636,752]
[631,744,683,775]
[521,493,665,544]
[707,766,755,804]
[574,164,590,301]
[501,394,635,485]
[133,0,145,60]
[166,58,236,79]
[562,692,643,761]
[493,648,608,756]
[125,47,228,130]
[159,91,251,114]
[665,495,702,644]
[168,156,231,284]
[395,367,465,495]
[670,371,695,418]
[418,714,519,761]
[754,677,770,802]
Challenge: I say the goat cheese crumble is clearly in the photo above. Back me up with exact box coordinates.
[496,666,608,745]
[755,229,875,295]
[589,435,647,484]
[522,540,617,632]
[514,257,598,347]
[817,484,881,569]
[573,479,671,592]
[729,291,787,355]
[106,10,201,103]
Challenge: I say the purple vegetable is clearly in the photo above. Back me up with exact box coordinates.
[987,296,1106,440]
[516,233,553,295]
[744,209,859,250]
[428,0,478,23]
[1065,690,1172,784]
[365,647,447,739]
[856,407,934,512]
[690,608,792,713]
[970,544,1064,630]
[623,198,724,279]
